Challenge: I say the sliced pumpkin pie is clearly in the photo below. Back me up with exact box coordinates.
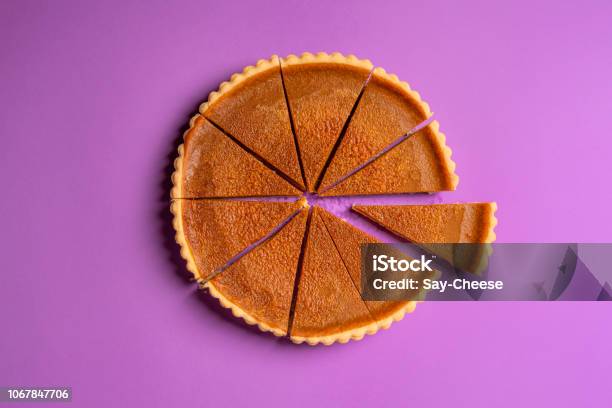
[172,115,300,198]
[320,121,458,196]
[281,53,372,190]
[317,208,419,327]
[201,56,304,189]
[171,53,497,345]
[317,66,458,194]
[172,198,305,282]
[290,208,376,344]
[208,208,309,336]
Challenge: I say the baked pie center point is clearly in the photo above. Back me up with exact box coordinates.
[302,192,323,207]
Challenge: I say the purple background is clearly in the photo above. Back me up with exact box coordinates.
[1,0,611,406]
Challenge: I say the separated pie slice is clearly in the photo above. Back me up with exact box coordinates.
[353,203,498,243]
[176,116,300,198]
[175,199,305,282]
[203,56,304,189]
[320,121,458,196]
[281,53,372,190]
[208,209,309,337]
[290,208,376,345]
[353,203,497,274]
[317,208,417,327]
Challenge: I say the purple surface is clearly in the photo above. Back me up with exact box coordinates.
[1,0,611,406]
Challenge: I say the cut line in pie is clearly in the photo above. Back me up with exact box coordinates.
[289,207,377,344]
[209,207,309,336]
[171,52,497,345]
[320,120,458,196]
[280,53,373,191]
[172,198,306,282]
[171,115,301,198]
[318,207,428,327]
[317,67,458,194]
[201,55,305,190]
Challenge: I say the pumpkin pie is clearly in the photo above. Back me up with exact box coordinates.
[317,208,419,326]
[320,120,458,195]
[289,208,377,344]
[281,53,372,190]
[171,53,496,345]
[171,198,305,282]
[201,55,305,189]
[317,66,458,195]
[172,115,300,198]
[208,208,309,336]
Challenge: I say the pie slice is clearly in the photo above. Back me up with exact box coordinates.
[354,203,497,274]
[281,53,372,190]
[173,115,300,198]
[172,198,305,282]
[353,203,498,243]
[202,56,304,189]
[318,67,435,190]
[320,120,458,196]
[317,208,416,327]
[208,209,309,337]
[290,208,376,345]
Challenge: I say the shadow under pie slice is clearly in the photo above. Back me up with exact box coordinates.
[208,209,309,337]
[176,199,304,282]
[317,208,417,328]
[281,53,372,190]
[320,121,458,196]
[318,67,434,191]
[290,208,376,345]
[177,116,300,198]
[202,56,304,189]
